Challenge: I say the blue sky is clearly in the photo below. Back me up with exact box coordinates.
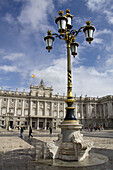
[0,0,113,97]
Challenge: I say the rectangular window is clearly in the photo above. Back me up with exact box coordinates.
[25,110,28,116]
[25,122,27,126]
[17,121,20,125]
[17,109,21,115]
[4,98,6,101]
[2,108,6,115]
[2,120,4,125]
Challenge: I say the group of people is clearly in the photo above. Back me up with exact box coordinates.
[20,126,33,138]
[84,125,103,132]
[20,126,53,138]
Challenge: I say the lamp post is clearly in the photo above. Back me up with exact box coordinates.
[44,9,95,122]
[44,9,95,161]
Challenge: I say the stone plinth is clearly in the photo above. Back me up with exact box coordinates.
[59,120,82,142]
[44,120,93,161]
[58,120,93,161]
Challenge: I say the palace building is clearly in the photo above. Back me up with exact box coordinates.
[0,80,113,130]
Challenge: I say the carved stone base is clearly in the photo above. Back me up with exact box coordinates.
[43,120,93,161]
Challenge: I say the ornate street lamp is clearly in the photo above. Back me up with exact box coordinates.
[44,9,95,161]
[44,9,95,121]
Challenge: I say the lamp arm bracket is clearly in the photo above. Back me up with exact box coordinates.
[52,33,65,40]
[71,26,85,38]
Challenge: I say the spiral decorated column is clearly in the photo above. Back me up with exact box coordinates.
[64,41,76,120]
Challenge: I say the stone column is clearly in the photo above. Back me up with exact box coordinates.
[80,103,84,119]
[57,102,59,118]
[86,103,89,118]
[37,118,39,130]
[36,101,39,116]
[44,118,47,130]
[44,102,46,116]
[0,99,2,115]
[103,104,106,118]
[108,101,112,118]
[7,98,9,113]
[22,100,24,116]
[50,102,53,116]
[14,99,17,116]
[94,104,97,118]
[30,99,32,117]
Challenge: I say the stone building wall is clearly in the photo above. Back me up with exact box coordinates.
[0,81,113,130]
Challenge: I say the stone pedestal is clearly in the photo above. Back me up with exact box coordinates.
[44,120,93,161]
[59,120,82,142]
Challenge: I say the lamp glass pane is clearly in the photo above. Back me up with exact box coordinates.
[85,30,88,38]
[71,45,74,52]
[57,20,61,30]
[48,38,53,47]
[89,29,93,38]
[67,16,71,25]
[71,45,77,54]
[46,38,53,47]
[61,19,66,29]
[45,39,48,47]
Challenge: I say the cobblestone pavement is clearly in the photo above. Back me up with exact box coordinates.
[0,129,113,170]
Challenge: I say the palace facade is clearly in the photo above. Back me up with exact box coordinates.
[0,80,113,130]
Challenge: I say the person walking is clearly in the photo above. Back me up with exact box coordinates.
[49,127,52,135]
[20,126,24,138]
[28,126,33,138]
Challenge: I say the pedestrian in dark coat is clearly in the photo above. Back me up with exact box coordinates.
[20,126,24,138]
[49,127,52,134]
[28,126,33,137]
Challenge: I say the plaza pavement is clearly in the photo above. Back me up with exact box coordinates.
[0,128,113,170]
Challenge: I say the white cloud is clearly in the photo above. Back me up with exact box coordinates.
[86,0,110,11]
[0,65,18,72]
[28,56,113,96]
[103,10,113,24]
[95,29,112,37]
[106,55,113,67]
[73,66,113,96]
[17,0,55,33]
[86,0,113,25]
[92,38,103,44]
[3,53,25,61]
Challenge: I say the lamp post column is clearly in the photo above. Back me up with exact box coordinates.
[64,41,76,120]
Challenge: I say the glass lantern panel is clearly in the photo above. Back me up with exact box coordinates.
[71,45,74,52]
[71,45,77,54]
[85,30,88,38]
[46,38,53,47]
[89,29,93,38]
[48,39,53,47]
[57,20,61,30]
[67,16,71,25]
[61,19,67,30]
[73,46,77,54]
[45,39,48,47]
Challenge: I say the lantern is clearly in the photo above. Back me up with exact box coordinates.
[44,30,54,52]
[71,39,79,57]
[83,21,95,44]
[65,9,74,29]
[55,10,67,33]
